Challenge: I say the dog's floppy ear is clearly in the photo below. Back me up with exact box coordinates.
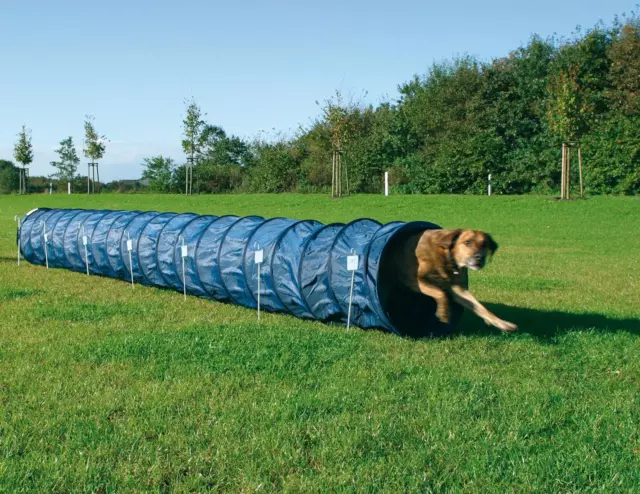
[439,229,463,251]
[485,233,499,257]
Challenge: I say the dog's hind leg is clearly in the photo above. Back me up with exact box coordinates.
[417,279,451,324]
[450,285,517,333]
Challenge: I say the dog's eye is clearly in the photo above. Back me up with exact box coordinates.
[464,240,472,246]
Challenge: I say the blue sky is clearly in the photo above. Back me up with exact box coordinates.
[1,0,636,181]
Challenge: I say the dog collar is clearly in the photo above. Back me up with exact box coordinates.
[448,250,460,275]
[448,230,463,275]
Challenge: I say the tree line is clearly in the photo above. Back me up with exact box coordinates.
[2,12,639,195]
[142,14,640,196]
[0,116,106,194]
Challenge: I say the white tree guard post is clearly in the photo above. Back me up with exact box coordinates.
[384,171,389,196]
[82,225,89,276]
[488,174,492,196]
[43,222,49,269]
[68,182,71,194]
[346,249,358,330]
[254,242,263,321]
[180,236,188,300]
[126,231,134,288]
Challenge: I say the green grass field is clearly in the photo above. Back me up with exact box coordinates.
[0,194,638,492]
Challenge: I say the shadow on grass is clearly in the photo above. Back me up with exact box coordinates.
[455,303,640,341]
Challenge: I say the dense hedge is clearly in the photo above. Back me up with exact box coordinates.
[166,16,637,196]
[240,17,639,196]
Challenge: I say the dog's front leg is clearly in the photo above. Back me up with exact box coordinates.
[417,279,450,323]
[450,286,517,332]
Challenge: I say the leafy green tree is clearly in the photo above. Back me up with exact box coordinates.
[249,141,302,193]
[182,98,206,158]
[548,26,612,142]
[607,19,640,114]
[298,128,332,190]
[199,125,251,167]
[583,114,640,194]
[193,127,248,193]
[141,156,175,192]
[83,114,107,162]
[480,37,557,193]
[181,98,206,194]
[83,115,107,192]
[398,57,488,193]
[170,164,187,193]
[50,137,80,183]
[547,64,591,142]
[0,160,20,194]
[318,90,356,153]
[13,125,33,194]
[316,90,369,194]
[187,124,252,193]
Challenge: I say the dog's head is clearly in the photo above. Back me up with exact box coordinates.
[440,229,499,271]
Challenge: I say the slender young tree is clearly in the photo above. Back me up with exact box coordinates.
[50,137,80,185]
[317,90,361,197]
[181,98,206,194]
[83,114,107,193]
[13,125,33,194]
[547,65,589,142]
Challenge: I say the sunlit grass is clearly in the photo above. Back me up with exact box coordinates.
[0,194,638,492]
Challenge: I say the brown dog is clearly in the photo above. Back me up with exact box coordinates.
[386,229,517,333]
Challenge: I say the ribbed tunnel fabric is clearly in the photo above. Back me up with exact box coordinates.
[18,207,459,336]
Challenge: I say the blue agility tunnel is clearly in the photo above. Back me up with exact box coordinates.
[17,207,462,337]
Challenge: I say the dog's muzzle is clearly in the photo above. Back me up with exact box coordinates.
[468,255,486,270]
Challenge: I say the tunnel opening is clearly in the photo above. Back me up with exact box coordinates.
[376,224,463,338]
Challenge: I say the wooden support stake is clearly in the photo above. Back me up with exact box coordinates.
[578,145,584,199]
[337,153,340,197]
[561,143,566,199]
[341,154,343,197]
[333,150,339,198]
[337,151,341,197]
[333,151,336,198]
[337,152,342,197]
[567,145,571,200]
[344,153,349,196]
